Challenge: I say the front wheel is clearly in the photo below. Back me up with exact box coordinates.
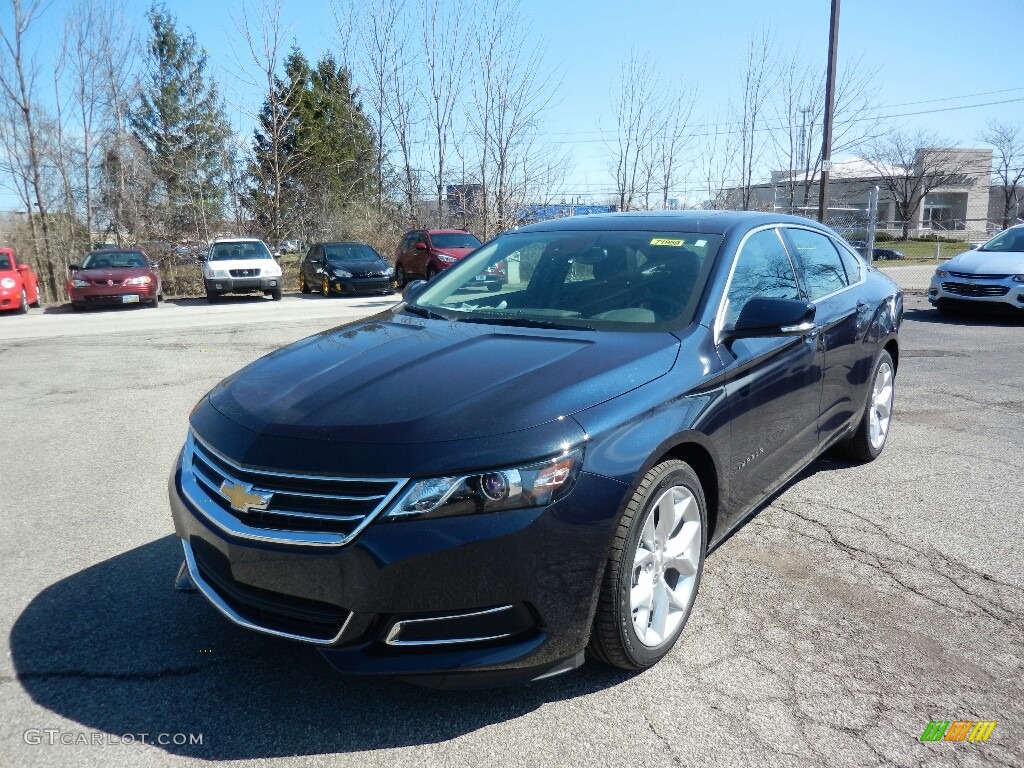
[321,275,330,296]
[835,350,895,462]
[587,460,707,670]
[29,289,41,308]
[299,273,311,294]
[426,265,437,280]
[17,289,28,314]
[269,287,283,301]
[395,264,406,288]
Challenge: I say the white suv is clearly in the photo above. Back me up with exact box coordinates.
[202,238,283,303]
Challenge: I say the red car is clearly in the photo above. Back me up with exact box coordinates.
[68,249,163,311]
[0,247,41,314]
[394,229,488,285]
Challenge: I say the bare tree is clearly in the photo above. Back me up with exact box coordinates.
[0,0,54,274]
[608,52,663,211]
[734,28,778,210]
[979,120,1024,229]
[651,85,696,210]
[420,0,464,223]
[864,129,977,240]
[697,117,737,210]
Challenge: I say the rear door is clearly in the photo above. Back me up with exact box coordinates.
[781,227,869,446]
[717,227,823,519]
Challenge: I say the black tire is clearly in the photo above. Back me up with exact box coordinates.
[17,289,28,314]
[426,265,437,280]
[487,283,502,293]
[587,459,707,671]
[29,290,41,308]
[834,350,895,462]
[71,303,84,312]
[270,287,283,301]
[395,265,406,288]
[206,292,221,304]
[299,273,311,294]
[149,292,160,308]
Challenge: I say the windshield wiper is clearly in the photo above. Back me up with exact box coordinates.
[455,315,595,331]
[402,304,449,321]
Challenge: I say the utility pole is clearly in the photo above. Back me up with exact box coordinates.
[817,0,841,224]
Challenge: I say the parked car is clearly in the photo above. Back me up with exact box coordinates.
[871,247,904,260]
[394,229,485,286]
[299,242,395,296]
[0,248,41,314]
[279,239,302,254]
[929,224,1024,314]
[169,211,902,687]
[67,249,162,310]
[201,237,283,303]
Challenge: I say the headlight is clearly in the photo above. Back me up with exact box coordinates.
[263,264,282,277]
[384,267,395,276]
[123,275,152,286]
[1012,274,1024,283]
[437,254,457,264]
[934,269,948,278]
[70,278,90,287]
[205,269,229,279]
[332,268,353,278]
[385,448,583,522]
[0,277,16,289]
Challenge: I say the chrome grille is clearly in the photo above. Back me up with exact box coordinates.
[180,431,407,546]
[229,268,260,277]
[93,278,122,285]
[948,271,1010,280]
[941,282,1010,297]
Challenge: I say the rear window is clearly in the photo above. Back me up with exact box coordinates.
[209,242,273,261]
[430,233,481,250]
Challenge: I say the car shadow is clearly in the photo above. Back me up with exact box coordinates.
[903,306,1024,327]
[10,535,633,760]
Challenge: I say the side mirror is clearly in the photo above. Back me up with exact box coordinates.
[724,298,817,345]
[16,263,30,272]
[969,243,979,250]
[151,262,161,269]
[69,263,81,272]
[402,279,427,301]
[415,242,427,251]
[197,253,207,262]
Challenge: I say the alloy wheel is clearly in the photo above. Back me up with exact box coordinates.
[869,360,894,450]
[630,485,702,648]
[321,275,330,296]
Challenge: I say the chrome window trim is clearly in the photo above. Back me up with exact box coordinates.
[713,225,800,345]
[180,538,352,645]
[384,605,518,647]
[181,432,409,548]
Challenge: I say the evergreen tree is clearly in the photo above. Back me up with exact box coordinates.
[129,4,231,240]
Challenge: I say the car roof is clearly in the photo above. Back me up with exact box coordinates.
[212,237,265,244]
[424,229,474,235]
[319,241,372,246]
[512,210,837,236]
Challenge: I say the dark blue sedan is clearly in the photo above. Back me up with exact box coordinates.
[169,211,902,687]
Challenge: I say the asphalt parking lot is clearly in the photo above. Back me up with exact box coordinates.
[1,293,1022,767]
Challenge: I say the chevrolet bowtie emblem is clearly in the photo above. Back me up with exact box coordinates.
[220,480,273,513]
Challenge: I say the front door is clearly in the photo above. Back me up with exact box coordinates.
[717,227,822,519]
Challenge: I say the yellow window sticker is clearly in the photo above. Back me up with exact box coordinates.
[650,238,684,246]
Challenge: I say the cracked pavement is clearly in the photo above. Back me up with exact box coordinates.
[1,293,1022,767]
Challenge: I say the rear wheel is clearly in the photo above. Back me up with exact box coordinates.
[835,350,895,462]
[587,460,706,670]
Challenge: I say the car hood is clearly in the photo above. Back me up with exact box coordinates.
[943,250,1024,274]
[204,259,278,271]
[207,312,680,444]
[325,259,391,275]
[73,266,154,280]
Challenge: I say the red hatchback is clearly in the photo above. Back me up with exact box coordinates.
[0,247,41,314]
[394,229,486,286]
[68,249,162,311]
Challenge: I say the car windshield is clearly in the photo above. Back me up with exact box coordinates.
[324,244,380,262]
[979,228,1024,252]
[81,251,148,269]
[431,233,481,249]
[0,255,11,270]
[209,242,273,261]
[409,230,722,331]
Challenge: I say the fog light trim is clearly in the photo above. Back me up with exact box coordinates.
[384,604,522,647]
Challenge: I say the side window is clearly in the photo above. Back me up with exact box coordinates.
[832,238,862,283]
[417,233,428,247]
[785,228,850,300]
[724,229,800,326]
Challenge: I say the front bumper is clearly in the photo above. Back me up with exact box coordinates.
[330,275,394,294]
[205,276,281,294]
[69,283,156,306]
[0,287,24,311]
[929,275,1024,310]
[168,450,628,684]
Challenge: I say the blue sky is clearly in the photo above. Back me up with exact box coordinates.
[2,0,1023,210]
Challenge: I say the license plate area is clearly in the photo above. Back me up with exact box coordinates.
[122,295,140,303]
